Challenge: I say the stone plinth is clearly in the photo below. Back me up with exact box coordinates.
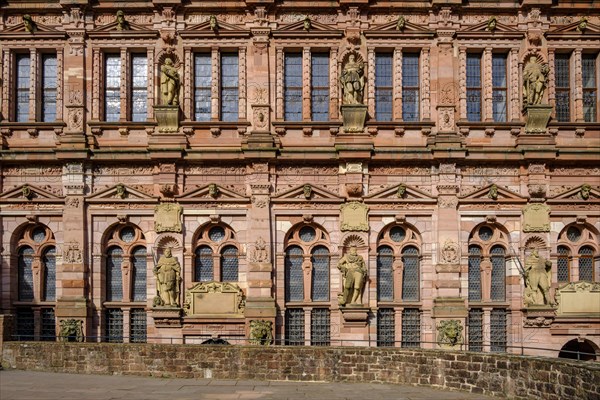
[340,305,369,327]
[154,105,180,133]
[341,104,367,133]
[524,105,552,134]
[151,307,182,328]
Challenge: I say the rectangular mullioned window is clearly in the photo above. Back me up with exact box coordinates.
[220,53,239,122]
[401,308,421,348]
[466,54,482,122]
[284,53,303,121]
[311,53,330,121]
[194,53,212,121]
[402,53,420,122]
[492,54,507,122]
[377,308,395,347]
[15,54,31,122]
[583,54,598,122]
[310,308,330,346]
[41,54,58,122]
[554,53,571,122]
[490,309,507,352]
[375,53,393,121]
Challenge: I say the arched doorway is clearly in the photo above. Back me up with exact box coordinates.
[558,339,598,361]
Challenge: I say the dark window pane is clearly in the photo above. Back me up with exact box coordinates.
[16,308,34,341]
[130,309,147,343]
[401,308,420,348]
[579,246,594,281]
[285,308,304,345]
[194,53,212,121]
[582,54,597,122]
[220,53,238,122]
[377,246,394,301]
[557,246,570,283]
[492,54,507,122]
[132,246,147,301]
[389,226,406,242]
[299,226,316,242]
[468,246,482,302]
[402,53,420,122]
[105,308,123,343]
[285,246,304,302]
[16,54,30,122]
[41,308,56,341]
[490,246,506,301]
[285,53,303,121]
[375,53,393,121]
[490,309,507,352]
[221,246,239,282]
[208,226,225,242]
[119,226,136,242]
[106,246,123,301]
[468,308,483,352]
[311,246,329,301]
[466,54,482,122]
[311,308,330,346]
[377,308,395,347]
[195,245,213,281]
[131,54,148,122]
[42,54,57,122]
[18,246,34,301]
[401,246,419,301]
[554,54,571,122]
[311,53,329,121]
[105,55,121,122]
[43,246,56,301]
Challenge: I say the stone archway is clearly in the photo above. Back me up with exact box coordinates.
[558,338,598,361]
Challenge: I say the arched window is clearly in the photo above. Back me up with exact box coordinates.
[18,246,34,301]
[193,223,239,282]
[556,224,598,282]
[311,246,330,301]
[579,246,595,281]
[194,245,213,281]
[285,246,304,302]
[490,245,506,301]
[468,246,482,301]
[42,246,56,301]
[106,246,123,301]
[377,246,394,301]
[131,246,147,301]
[557,246,570,283]
[402,246,420,301]
[221,245,239,282]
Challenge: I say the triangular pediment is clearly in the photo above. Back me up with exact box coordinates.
[179,19,250,38]
[364,19,434,38]
[88,20,158,39]
[549,21,600,34]
[459,184,527,203]
[548,185,600,203]
[463,21,519,33]
[86,184,158,203]
[271,184,343,203]
[457,20,523,39]
[0,184,63,203]
[92,20,154,33]
[0,20,66,39]
[272,20,343,38]
[364,184,436,203]
[177,184,249,203]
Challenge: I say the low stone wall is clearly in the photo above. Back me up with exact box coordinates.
[2,342,600,399]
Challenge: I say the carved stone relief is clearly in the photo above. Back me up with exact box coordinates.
[340,201,369,232]
[154,203,183,233]
[522,204,550,232]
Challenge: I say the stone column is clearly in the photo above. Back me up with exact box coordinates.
[393,48,403,121]
[367,47,375,117]
[483,48,493,122]
[183,47,192,121]
[211,47,219,121]
[302,47,311,121]
[421,48,431,121]
[275,47,284,120]
[574,48,584,122]
[330,47,339,120]
[119,48,129,122]
[510,48,520,122]
[458,47,467,121]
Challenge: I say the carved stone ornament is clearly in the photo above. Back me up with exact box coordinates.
[248,237,269,263]
[345,183,363,197]
[340,201,369,232]
[208,183,219,199]
[115,10,130,31]
[580,184,592,200]
[184,281,246,316]
[22,185,33,200]
[523,55,549,107]
[161,57,180,106]
[488,184,499,200]
[555,281,600,317]
[523,249,554,307]
[153,247,182,307]
[437,320,464,349]
[337,246,367,306]
[396,16,406,31]
[523,204,550,232]
[59,319,84,342]
[303,184,312,200]
[396,183,407,198]
[523,316,553,328]
[64,242,83,264]
[440,239,460,264]
[23,15,37,33]
[154,202,183,233]
[249,320,273,345]
[486,16,497,32]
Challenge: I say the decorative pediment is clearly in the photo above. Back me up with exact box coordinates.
[547,21,600,40]
[459,184,527,204]
[0,184,63,203]
[457,21,524,39]
[176,184,249,203]
[88,21,158,39]
[364,184,436,204]
[364,20,434,38]
[548,185,600,203]
[179,19,251,39]
[272,20,343,38]
[0,20,66,40]
[86,184,158,203]
[271,184,343,203]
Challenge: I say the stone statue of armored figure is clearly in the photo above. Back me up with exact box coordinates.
[523,55,549,108]
[153,247,182,307]
[340,54,366,105]
[161,58,181,106]
[337,245,367,306]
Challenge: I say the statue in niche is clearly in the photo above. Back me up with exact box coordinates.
[524,248,553,307]
[161,58,181,106]
[522,56,549,108]
[337,245,367,306]
[115,10,130,31]
[153,247,182,307]
[23,15,36,33]
[340,54,365,105]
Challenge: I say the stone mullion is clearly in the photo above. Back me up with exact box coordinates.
[239,47,247,121]
[483,48,493,121]
[56,49,64,121]
[122,308,131,343]
[302,47,311,121]
[421,48,431,121]
[119,48,128,122]
[304,308,311,346]
[33,308,42,341]
[510,48,520,121]
[211,47,219,121]
[28,49,37,122]
[1,50,10,121]
[574,48,583,122]
[147,48,154,120]
[183,48,192,120]
[92,48,101,121]
[213,254,221,282]
[458,47,467,120]
[330,47,338,120]
[367,47,375,117]
[394,48,403,121]
[482,308,491,352]
[302,255,312,302]
[393,257,404,303]
[275,47,283,120]
[546,49,556,119]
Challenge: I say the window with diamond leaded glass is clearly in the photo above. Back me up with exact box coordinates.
[468,308,483,352]
[401,308,421,348]
[557,246,570,283]
[106,246,123,301]
[554,53,571,122]
[490,309,507,352]
[132,246,147,301]
[311,308,330,346]
[492,54,507,122]
[104,53,149,122]
[104,54,121,122]
[468,246,482,302]
[195,245,213,282]
[16,308,34,341]
[375,53,393,121]
[402,246,420,301]
[490,246,506,301]
[194,53,212,121]
[105,308,124,343]
[18,246,34,301]
[377,246,394,301]
[579,246,595,281]
[285,246,304,302]
[311,53,329,121]
[131,54,148,122]
[194,224,238,283]
[583,54,597,122]
[42,54,58,122]
[43,246,56,301]
[15,54,30,122]
[41,308,56,341]
[284,52,302,121]
[221,245,239,282]
[130,309,147,343]
[285,308,304,345]
[467,53,482,122]
[402,53,420,121]
[377,308,395,347]
[311,246,329,301]
[221,53,239,122]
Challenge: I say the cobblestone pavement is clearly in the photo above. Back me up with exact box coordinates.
[0,370,497,400]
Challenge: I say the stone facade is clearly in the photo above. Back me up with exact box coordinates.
[0,0,599,359]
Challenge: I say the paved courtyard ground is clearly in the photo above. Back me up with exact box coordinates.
[0,370,497,400]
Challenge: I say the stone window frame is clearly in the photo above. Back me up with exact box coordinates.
[191,222,240,283]
[11,223,57,341]
[554,223,599,283]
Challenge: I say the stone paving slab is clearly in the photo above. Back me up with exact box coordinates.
[0,370,499,400]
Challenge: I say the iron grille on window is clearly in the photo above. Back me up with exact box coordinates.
[490,246,506,301]
[311,53,330,121]
[466,53,482,122]
[467,308,483,352]
[377,308,395,347]
[104,54,121,122]
[195,245,213,281]
[377,246,394,301]
[554,53,571,122]
[18,246,34,301]
[220,53,239,122]
[311,246,330,301]
[579,246,594,281]
[41,308,56,341]
[492,54,507,122]
[106,247,123,301]
[375,53,393,121]
[285,246,304,302]
[401,246,420,301]
[557,246,570,283]
[105,308,123,343]
[16,308,34,341]
[284,53,303,121]
[402,53,420,122]
[131,54,148,122]
[41,54,57,122]
[43,246,56,301]
[468,246,482,302]
[16,54,30,122]
[582,54,597,123]
[401,308,420,348]
[132,246,147,301]
[311,308,330,346]
[194,53,212,121]
[221,246,239,282]
[285,308,304,345]
[130,309,147,343]
[490,309,507,352]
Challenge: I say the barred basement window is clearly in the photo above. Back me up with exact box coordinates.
[402,53,420,122]
[466,53,482,122]
[220,245,239,282]
[16,308,34,341]
[105,308,124,343]
[285,246,304,302]
[194,245,213,281]
[401,246,420,301]
[18,246,34,301]
[220,53,239,122]
[554,53,571,122]
[582,54,597,122]
[42,246,56,301]
[490,309,507,352]
[311,308,330,346]
[579,246,594,281]
[130,309,147,343]
[468,246,482,302]
[375,53,393,121]
[311,53,330,121]
[492,54,507,122]
[285,308,304,345]
[377,246,394,301]
[311,246,330,301]
[40,308,56,341]
[194,53,212,121]
[557,246,570,283]
[284,52,302,121]
[377,308,395,347]
[467,308,483,352]
[490,246,506,301]
[106,246,123,301]
[401,308,421,348]
[131,246,147,302]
